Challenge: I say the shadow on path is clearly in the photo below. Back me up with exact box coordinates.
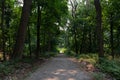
[25,54,92,80]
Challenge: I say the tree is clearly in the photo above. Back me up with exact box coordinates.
[94,0,104,58]
[69,0,78,55]
[12,0,32,59]
[36,1,41,59]
[1,0,6,60]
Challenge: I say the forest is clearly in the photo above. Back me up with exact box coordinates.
[0,0,120,80]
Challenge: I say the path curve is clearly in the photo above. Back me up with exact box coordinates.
[25,54,92,80]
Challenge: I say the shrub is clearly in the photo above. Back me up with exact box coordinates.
[0,61,14,75]
[96,58,120,80]
[41,52,57,58]
[65,50,76,57]
[93,72,105,80]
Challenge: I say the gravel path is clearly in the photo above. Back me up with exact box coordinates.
[25,54,92,80]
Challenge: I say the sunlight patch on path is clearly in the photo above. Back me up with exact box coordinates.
[25,54,92,80]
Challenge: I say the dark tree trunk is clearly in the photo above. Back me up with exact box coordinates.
[74,24,78,55]
[1,0,6,61]
[28,25,32,57]
[94,0,104,58]
[6,2,12,56]
[36,4,41,59]
[12,0,32,59]
[110,13,114,58]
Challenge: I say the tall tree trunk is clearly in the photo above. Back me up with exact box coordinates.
[12,0,32,59]
[36,4,41,59]
[28,25,32,57]
[1,0,6,61]
[94,0,104,58]
[110,13,114,58]
[74,24,78,55]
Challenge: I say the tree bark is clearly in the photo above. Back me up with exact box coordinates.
[36,4,41,59]
[94,0,104,58]
[28,25,32,57]
[110,13,114,58]
[1,0,6,61]
[12,0,32,59]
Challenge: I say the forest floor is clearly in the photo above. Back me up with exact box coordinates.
[24,54,92,80]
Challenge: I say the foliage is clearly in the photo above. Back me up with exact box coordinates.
[96,58,120,80]
[0,0,120,79]
[0,57,40,75]
[40,52,58,58]
[93,72,105,80]
[65,50,76,57]
[0,61,15,75]
[77,53,98,64]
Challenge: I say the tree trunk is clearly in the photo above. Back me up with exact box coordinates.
[28,25,32,57]
[36,4,41,59]
[1,0,6,61]
[12,0,32,59]
[110,13,114,58]
[74,24,78,55]
[94,0,104,58]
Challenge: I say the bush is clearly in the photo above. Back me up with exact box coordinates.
[65,50,76,57]
[93,72,105,80]
[41,52,58,58]
[76,53,98,64]
[96,58,120,80]
[0,61,15,75]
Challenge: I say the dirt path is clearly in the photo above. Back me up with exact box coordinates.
[25,54,92,80]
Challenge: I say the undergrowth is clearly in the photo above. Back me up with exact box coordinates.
[96,58,120,80]
[67,53,120,80]
[93,72,105,80]
[40,52,58,58]
[0,52,57,77]
[0,58,33,76]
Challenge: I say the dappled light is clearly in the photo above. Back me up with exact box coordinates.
[52,69,78,76]
[25,54,91,80]
[42,69,78,80]
[0,0,120,80]
[0,52,3,60]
